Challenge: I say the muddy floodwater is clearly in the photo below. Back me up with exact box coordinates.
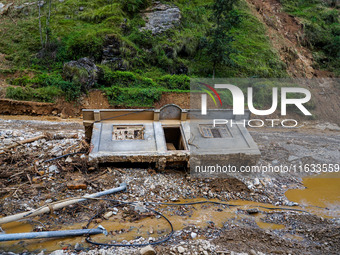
[285,172,340,217]
[1,118,340,254]
[1,188,339,253]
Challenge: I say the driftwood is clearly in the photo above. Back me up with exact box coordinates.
[0,134,46,155]
[0,133,78,155]
[0,183,127,225]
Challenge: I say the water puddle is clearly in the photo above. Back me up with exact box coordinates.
[1,186,339,253]
[1,221,88,253]
[256,221,285,230]
[0,199,290,252]
[285,172,340,218]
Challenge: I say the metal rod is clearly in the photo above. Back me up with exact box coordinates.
[0,183,127,225]
[0,226,106,242]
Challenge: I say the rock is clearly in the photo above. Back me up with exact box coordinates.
[177,246,185,253]
[315,122,340,131]
[272,160,279,165]
[191,232,197,238]
[74,242,83,251]
[140,245,156,255]
[134,202,147,213]
[254,178,260,186]
[49,251,64,255]
[103,211,113,220]
[48,165,58,173]
[288,155,299,162]
[249,249,257,255]
[63,57,100,91]
[246,208,259,214]
[65,156,73,163]
[285,201,299,206]
[141,3,181,34]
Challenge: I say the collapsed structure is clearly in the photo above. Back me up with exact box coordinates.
[83,104,260,169]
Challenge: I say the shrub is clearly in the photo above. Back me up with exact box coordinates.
[103,86,161,107]
[9,76,31,86]
[6,86,62,103]
[120,0,151,15]
[99,66,158,88]
[158,74,190,90]
[58,80,82,102]
[8,73,82,101]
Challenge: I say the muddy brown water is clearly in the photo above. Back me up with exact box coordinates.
[1,188,338,253]
[285,172,340,217]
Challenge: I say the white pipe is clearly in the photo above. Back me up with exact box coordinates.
[0,183,127,225]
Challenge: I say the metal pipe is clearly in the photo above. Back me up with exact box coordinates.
[0,183,127,225]
[0,226,107,242]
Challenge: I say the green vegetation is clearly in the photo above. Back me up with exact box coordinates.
[280,0,340,75]
[103,86,162,107]
[203,0,241,78]
[6,86,62,102]
[0,0,337,106]
[7,73,81,101]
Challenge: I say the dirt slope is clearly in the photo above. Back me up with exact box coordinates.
[246,0,340,125]
[246,0,316,78]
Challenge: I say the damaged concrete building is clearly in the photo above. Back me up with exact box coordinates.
[83,104,260,169]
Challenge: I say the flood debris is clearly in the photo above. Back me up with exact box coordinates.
[0,183,127,225]
[0,118,339,254]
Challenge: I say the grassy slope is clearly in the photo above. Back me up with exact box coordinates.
[0,0,337,106]
[280,0,340,75]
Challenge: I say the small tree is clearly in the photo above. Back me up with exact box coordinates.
[37,0,52,49]
[205,0,240,78]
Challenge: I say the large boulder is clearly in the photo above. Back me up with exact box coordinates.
[63,58,100,91]
[141,2,181,34]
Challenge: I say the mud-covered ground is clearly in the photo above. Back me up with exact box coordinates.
[0,117,339,255]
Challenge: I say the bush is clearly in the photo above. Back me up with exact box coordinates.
[58,80,82,102]
[9,76,31,86]
[8,73,82,101]
[158,74,190,90]
[103,86,161,107]
[61,28,108,61]
[120,0,151,15]
[99,66,158,88]
[6,86,62,103]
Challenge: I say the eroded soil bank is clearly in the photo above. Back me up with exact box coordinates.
[0,117,339,255]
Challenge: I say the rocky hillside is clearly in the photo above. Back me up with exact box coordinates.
[0,0,339,107]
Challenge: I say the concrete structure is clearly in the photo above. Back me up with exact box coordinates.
[83,105,260,169]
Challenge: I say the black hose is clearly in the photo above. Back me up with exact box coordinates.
[84,198,313,248]
[43,151,87,163]
[152,200,311,214]
[85,202,174,247]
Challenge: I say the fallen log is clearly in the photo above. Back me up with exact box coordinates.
[0,134,46,154]
[0,133,79,155]
[0,183,127,225]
